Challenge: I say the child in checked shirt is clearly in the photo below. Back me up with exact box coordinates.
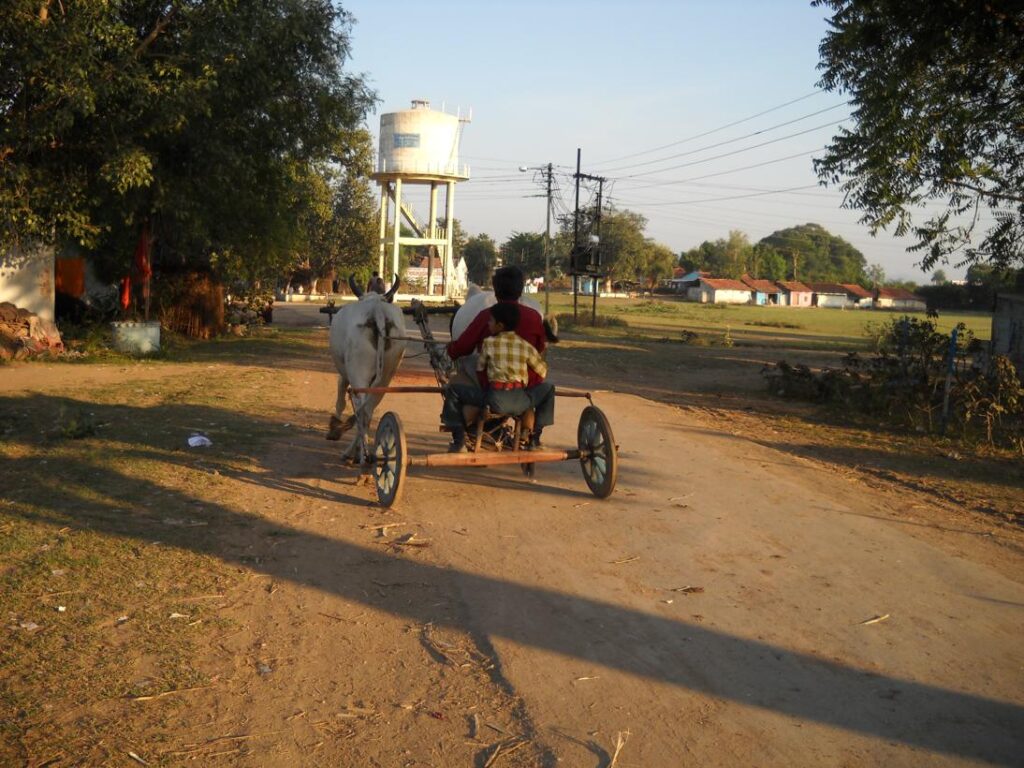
[475,302,555,449]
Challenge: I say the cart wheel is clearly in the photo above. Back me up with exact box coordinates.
[578,406,617,498]
[373,412,407,507]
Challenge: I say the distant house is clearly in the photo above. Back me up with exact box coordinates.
[992,293,1024,374]
[405,253,468,296]
[807,283,853,308]
[776,280,812,307]
[841,283,874,308]
[875,287,926,312]
[698,277,752,304]
[740,276,783,306]
[668,269,708,300]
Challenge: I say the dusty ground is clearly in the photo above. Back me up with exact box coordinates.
[1,307,1022,767]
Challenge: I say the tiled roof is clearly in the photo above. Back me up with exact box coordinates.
[701,278,752,291]
[741,276,782,293]
[807,282,849,295]
[841,283,873,299]
[877,287,922,300]
[776,280,811,293]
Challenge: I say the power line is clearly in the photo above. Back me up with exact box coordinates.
[597,102,850,174]
[589,89,827,166]
[612,148,823,188]
[613,119,848,180]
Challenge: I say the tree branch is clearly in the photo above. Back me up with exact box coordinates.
[133,6,178,57]
[949,180,1024,205]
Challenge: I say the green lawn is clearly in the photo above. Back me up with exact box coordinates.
[543,293,991,352]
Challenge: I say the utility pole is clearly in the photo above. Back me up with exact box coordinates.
[521,162,555,316]
[543,162,552,316]
[571,149,606,324]
[573,149,581,321]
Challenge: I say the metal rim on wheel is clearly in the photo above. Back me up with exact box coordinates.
[374,411,407,507]
[578,405,617,498]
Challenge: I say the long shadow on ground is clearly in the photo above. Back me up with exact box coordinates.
[1,393,1022,766]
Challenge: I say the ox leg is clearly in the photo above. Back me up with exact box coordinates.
[327,372,356,441]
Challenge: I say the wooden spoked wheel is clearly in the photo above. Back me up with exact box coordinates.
[373,412,407,507]
[577,406,617,498]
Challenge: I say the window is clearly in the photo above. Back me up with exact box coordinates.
[393,133,420,148]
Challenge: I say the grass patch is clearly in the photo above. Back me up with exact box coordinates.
[0,343,304,765]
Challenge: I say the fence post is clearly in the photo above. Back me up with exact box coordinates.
[940,326,959,435]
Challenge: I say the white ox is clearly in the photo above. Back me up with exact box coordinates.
[449,285,554,380]
[326,277,406,464]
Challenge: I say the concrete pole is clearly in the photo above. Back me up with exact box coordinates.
[428,182,438,295]
[444,181,455,297]
[377,183,389,278]
[391,177,403,285]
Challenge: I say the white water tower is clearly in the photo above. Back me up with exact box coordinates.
[372,99,470,297]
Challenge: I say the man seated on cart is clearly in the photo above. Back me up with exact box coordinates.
[473,302,554,450]
[442,266,548,451]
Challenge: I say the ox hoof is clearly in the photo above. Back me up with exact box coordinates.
[327,415,354,441]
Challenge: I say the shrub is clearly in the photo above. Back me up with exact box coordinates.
[764,316,1024,450]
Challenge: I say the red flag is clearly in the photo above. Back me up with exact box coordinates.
[119,276,131,310]
[133,222,152,281]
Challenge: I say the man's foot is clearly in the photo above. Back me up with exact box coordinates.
[448,428,467,453]
[528,429,542,450]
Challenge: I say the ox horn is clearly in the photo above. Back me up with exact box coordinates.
[348,274,363,298]
[384,276,400,303]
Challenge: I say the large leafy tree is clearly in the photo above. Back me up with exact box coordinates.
[758,223,866,283]
[501,231,545,277]
[0,0,376,283]
[462,233,498,286]
[814,0,1024,269]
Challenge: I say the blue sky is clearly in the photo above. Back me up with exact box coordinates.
[342,0,948,281]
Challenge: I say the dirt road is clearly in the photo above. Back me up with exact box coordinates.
[3,317,1022,766]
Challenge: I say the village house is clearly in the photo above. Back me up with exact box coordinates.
[405,253,468,296]
[875,286,926,312]
[740,276,784,305]
[775,280,813,307]
[807,282,853,308]
[667,269,707,300]
[698,277,753,304]
[841,283,874,308]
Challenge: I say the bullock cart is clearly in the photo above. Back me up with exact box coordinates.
[351,301,618,507]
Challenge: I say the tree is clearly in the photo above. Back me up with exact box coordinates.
[866,263,886,287]
[501,231,545,276]
[593,210,650,282]
[0,1,376,285]
[931,269,948,285]
[758,223,866,283]
[462,234,498,286]
[750,243,787,280]
[814,1,1024,270]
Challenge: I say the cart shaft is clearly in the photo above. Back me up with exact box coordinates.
[409,449,582,468]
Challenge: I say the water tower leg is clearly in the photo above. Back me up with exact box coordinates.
[444,181,455,297]
[428,183,438,295]
[391,177,403,286]
[378,184,389,278]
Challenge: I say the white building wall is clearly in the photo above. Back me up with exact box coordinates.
[0,245,54,322]
[816,294,850,308]
[701,288,750,304]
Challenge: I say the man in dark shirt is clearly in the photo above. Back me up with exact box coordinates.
[441,266,548,451]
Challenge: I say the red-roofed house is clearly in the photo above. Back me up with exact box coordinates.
[776,280,812,307]
[698,277,752,304]
[740,275,783,305]
[875,287,926,312]
[807,282,853,308]
[841,283,874,308]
